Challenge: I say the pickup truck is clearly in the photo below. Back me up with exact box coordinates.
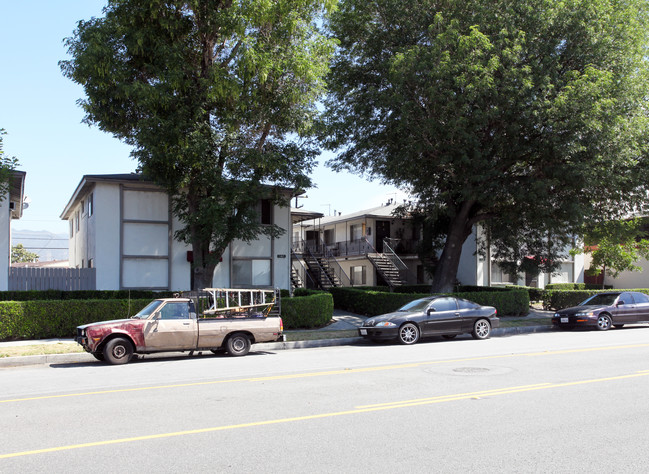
[75,289,283,364]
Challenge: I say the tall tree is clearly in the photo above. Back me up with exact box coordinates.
[322,0,649,292]
[61,0,336,289]
[0,129,19,201]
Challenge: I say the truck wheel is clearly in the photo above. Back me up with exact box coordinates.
[103,337,134,365]
[226,334,251,356]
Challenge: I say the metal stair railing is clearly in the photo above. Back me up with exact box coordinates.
[291,250,317,289]
[305,246,336,289]
[363,238,404,288]
[321,240,352,287]
[382,238,408,271]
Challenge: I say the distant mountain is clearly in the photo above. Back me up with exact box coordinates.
[12,230,69,262]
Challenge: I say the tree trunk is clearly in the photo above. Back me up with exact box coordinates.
[430,202,476,293]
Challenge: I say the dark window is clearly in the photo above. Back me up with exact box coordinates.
[632,292,649,304]
[619,292,633,305]
[431,297,457,312]
[88,193,93,217]
[260,199,272,225]
[457,298,480,310]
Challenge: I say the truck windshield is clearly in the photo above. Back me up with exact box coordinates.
[131,300,164,319]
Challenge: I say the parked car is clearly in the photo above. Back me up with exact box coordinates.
[552,291,649,331]
[358,296,499,345]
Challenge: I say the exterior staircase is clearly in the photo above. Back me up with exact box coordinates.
[367,253,405,288]
[304,252,342,289]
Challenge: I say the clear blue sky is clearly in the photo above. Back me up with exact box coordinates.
[0,1,407,235]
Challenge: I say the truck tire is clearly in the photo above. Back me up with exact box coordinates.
[226,333,251,357]
[103,337,134,365]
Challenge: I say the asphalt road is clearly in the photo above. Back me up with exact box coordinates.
[2,328,649,472]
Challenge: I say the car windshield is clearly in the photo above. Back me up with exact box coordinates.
[579,293,620,306]
[397,298,433,312]
[131,300,164,319]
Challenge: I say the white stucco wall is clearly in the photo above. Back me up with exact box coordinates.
[93,183,121,290]
[0,191,10,291]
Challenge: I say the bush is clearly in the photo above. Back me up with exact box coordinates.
[0,299,151,340]
[329,287,529,316]
[545,283,612,290]
[543,288,649,310]
[504,285,546,303]
[281,293,333,329]
[0,290,175,301]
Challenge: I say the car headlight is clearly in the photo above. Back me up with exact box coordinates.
[554,313,559,318]
[375,321,397,327]
[576,311,594,317]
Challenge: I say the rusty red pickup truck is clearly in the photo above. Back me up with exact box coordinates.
[75,289,283,364]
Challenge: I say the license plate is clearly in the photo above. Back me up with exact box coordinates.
[561,317,569,323]
[360,329,367,335]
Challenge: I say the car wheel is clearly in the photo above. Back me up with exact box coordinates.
[92,352,105,361]
[442,334,457,340]
[102,337,133,365]
[472,319,491,340]
[614,324,624,329]
[398,323,420,345]
[596,314,612,331]
[226,333,251,356]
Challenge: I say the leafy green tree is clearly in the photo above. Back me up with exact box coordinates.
[0,129,19,202]
[61,0,336,289]
[322,0,649,292]
[11,244,39,264]
[573,219,649,288]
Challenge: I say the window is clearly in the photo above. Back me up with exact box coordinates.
[75,211,80,232]
[350,224,363,241]
[350,266,366,285]
[632,292,649,304]
[88,193,93,217]
[324,229,335,245]
[81,199,85,215]
[69,219,74,237]
[430,297,457,312]
[457,298,480,310]
[88,258,94,269]
[159,302,190,319]
[491,263,515,284]
[259,199,272,225]
[233,259,271,286]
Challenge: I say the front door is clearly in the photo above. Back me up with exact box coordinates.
[143,301,198,350]
[614,292,638,324]
[375,220,390,253]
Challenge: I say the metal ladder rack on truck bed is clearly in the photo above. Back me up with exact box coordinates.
[186,288,281,318]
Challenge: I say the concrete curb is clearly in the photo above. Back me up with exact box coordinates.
[0,325,554,368]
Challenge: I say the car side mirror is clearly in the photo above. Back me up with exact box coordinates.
[617,301,625,306]
[427,308,435,316]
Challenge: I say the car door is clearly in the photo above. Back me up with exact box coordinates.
[630,292,649,323]
[143,301,198,351]
[614,292,637,324]
[422,297,461,335]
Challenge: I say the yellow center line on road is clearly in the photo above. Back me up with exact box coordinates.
[3,342,649,404]
[2,370,649,460]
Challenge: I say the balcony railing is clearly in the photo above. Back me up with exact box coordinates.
[292,238,419,257]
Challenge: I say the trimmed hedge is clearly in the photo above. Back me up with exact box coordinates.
[543,288,649,310]
[545,283,612,290]
[0,299,151,340]
[281,292,334,329]
[0,290,175,301]
[329,287,529,316]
